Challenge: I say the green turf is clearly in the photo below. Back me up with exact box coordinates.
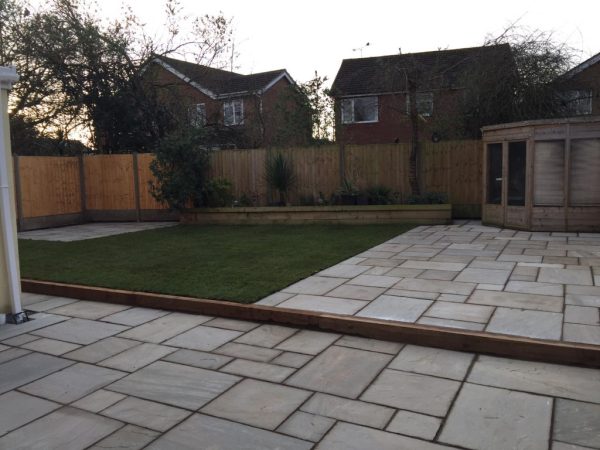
[18,223,413,303]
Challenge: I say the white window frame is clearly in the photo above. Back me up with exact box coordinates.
[224,98,244,126]
[188,103,206,127]
[341,96,379,124]
[560,90,592,116]
[406,92,434,117]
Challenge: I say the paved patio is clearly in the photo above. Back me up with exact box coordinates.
[258,221,600,345]
[18,222,177,242]
[1,293,599,449]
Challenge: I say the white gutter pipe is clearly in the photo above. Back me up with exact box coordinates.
[0,66,22,321]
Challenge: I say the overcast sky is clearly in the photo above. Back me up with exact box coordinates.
[41,0,600,84]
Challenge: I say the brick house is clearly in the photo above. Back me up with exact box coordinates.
[147,56,311,148]
[330,45,513,145]
[558,51,600,116]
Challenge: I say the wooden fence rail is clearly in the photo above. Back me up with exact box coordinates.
[13,140,482,230]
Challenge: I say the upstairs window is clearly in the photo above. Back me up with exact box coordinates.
[406,92,434,117]
[188,103,206,127]
[224,99,244,126]
[559,90,592,116]
[341,96,378,123]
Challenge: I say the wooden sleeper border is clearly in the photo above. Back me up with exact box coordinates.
[21,279,600,368]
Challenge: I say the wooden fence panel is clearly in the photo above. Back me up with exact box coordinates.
[84,155,136,210]
[209,148,268,204]
[17,156,81,218]
[137,153,168,210]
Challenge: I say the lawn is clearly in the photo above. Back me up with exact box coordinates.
[19,223,413,303]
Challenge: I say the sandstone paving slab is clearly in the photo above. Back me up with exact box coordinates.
[0,391,60,436]
[33,318,129,345]
[0,313,68,341]
[355,295,431,322]
[486,308,563,340]
[468,289,563,312]
[202,379,310,430]
[275,330,340,355]
[278,295,368,315]
[385,288,439,300]
[164,325,242,351]
[468,356,600,403]
[315,422,453,450]
[70,389,126,413]
[107,361,240,409]
[21,337,81,356]
[99,342,177,372]
[386,410,442,440]
[1,333,39,346]
[301,392,395,429]
[468,260,516,270]
[562,323,600,345]
[539,267,593,285]
[424,301,494,323]
[361,369,461,417]
[145,414,312,450]
[0,352,72,394]
[235,324,297,348]
[358,257,401,267]
[0,406,122,450]
[21,362,126,403]
[566,293,600,307]
[335,335,403,354]
[553,399,600,448]
[202,317,260,332]
[0,348,30,364]
[455,267,511,284]
[318,264,370,278]
[100,307,169,326]
[271,351,312,368]
[325,284,385,301]
[388,345,474,380]
[282,276,347,295]
[395,278,476,295]
[417,316,486,331]
[102,396,191,432]
[214,342,281,362]
[399,260,467,272]
[347,274,401,288]
[439,383,552,450]
[63,336,140,363]
[255,292,295,306]
[417,269,459,281]
[277,411,335,442]
[48,301,131,320]
[564,305,600,325]
[26,297,78,312]
[87,424,159,450]
[220,359,295,382]
[437,293,467,302]
[504,280,564,296]
[117,312,212,343]
[286,346,392,398]
[0,344,7,352]
[161,349,233,369]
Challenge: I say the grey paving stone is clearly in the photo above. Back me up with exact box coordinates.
[455,267,511,284]
[27,297,79,312]
[497,254,542,263]
[1,333,39,346]
[117,312,212,343]
[99,343,176,372]
[385,288,439,300]
[275,330,340,355]
[162,349,233,369]
[100,307,169,326]
[0,352,72,394]
[316,422,453,450]
[107,361,240,409]
[48,301,131,320]
[551,442,597,450]
[389,345,474,380]
[335,335,403,354]
[0,391,60,436]
[386,410,441,440]
[347,274,402,288]
[356,295,432,322]
[278,295,368,315]
[566,293,600,307]
[278,411,335,442]
[202,317,260,332]
[417,316,486,331]
[286,346,392,398]
[361,369,461,416]
[63,337,140,363]
[271,352,313,368]
[214,342,281,362]
[221,359,295,382]
[145,414,312,450]
[21,362,125,403]
[70,389,126,413]
[202,379,310,430]
[318,264,370,278]
[20,292,55,305]
[102,396,190,432]
[235,324,297,348]
[539,267,593,285]
[437,293,467,302]
[33,318,129,345]
[325,284,386,301]
[417,269,459,281]
[254,292,295,306]
[553,399,600,448]
[399,260,467,272]
[563,323,600,345]
[359,257,401,267]
[301,392,395,429]
[0,344,7,352]
[469,260,516,270]
[394,278,476,295]
[439,383,552,450]
[468,289,564,312]
[0,347,30,364]
[0,313,68,341]
[87,424,159,450]
[0,406,122,450]
[504,280,564,296]
[564,305,600,325]
[486,308,563,340]
[468,356,600,403]
[282,276,347,295]
[424,301,494,323]
[163,325,242,351]
[21,338,81,356]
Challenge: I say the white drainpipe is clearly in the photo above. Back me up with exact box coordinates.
[0,66,21,321]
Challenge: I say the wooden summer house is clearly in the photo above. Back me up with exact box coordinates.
[481,117,600,231]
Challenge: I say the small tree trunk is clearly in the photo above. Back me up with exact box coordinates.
[408,84,421,196]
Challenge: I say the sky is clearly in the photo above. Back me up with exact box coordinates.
[83,0,600,86]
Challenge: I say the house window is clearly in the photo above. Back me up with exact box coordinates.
[188,103,206,127]
[406,92,434,117]
[224,99,243,126]
[560,90,592,116]
[341,96,378,123]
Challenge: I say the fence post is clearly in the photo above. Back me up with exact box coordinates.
[132,152,142,222]
[12,155,24,231]
[78,154,87,222]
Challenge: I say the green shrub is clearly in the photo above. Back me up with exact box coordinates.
[265,152,296,205]
[366,185,393,205]
[203,178,234,207]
